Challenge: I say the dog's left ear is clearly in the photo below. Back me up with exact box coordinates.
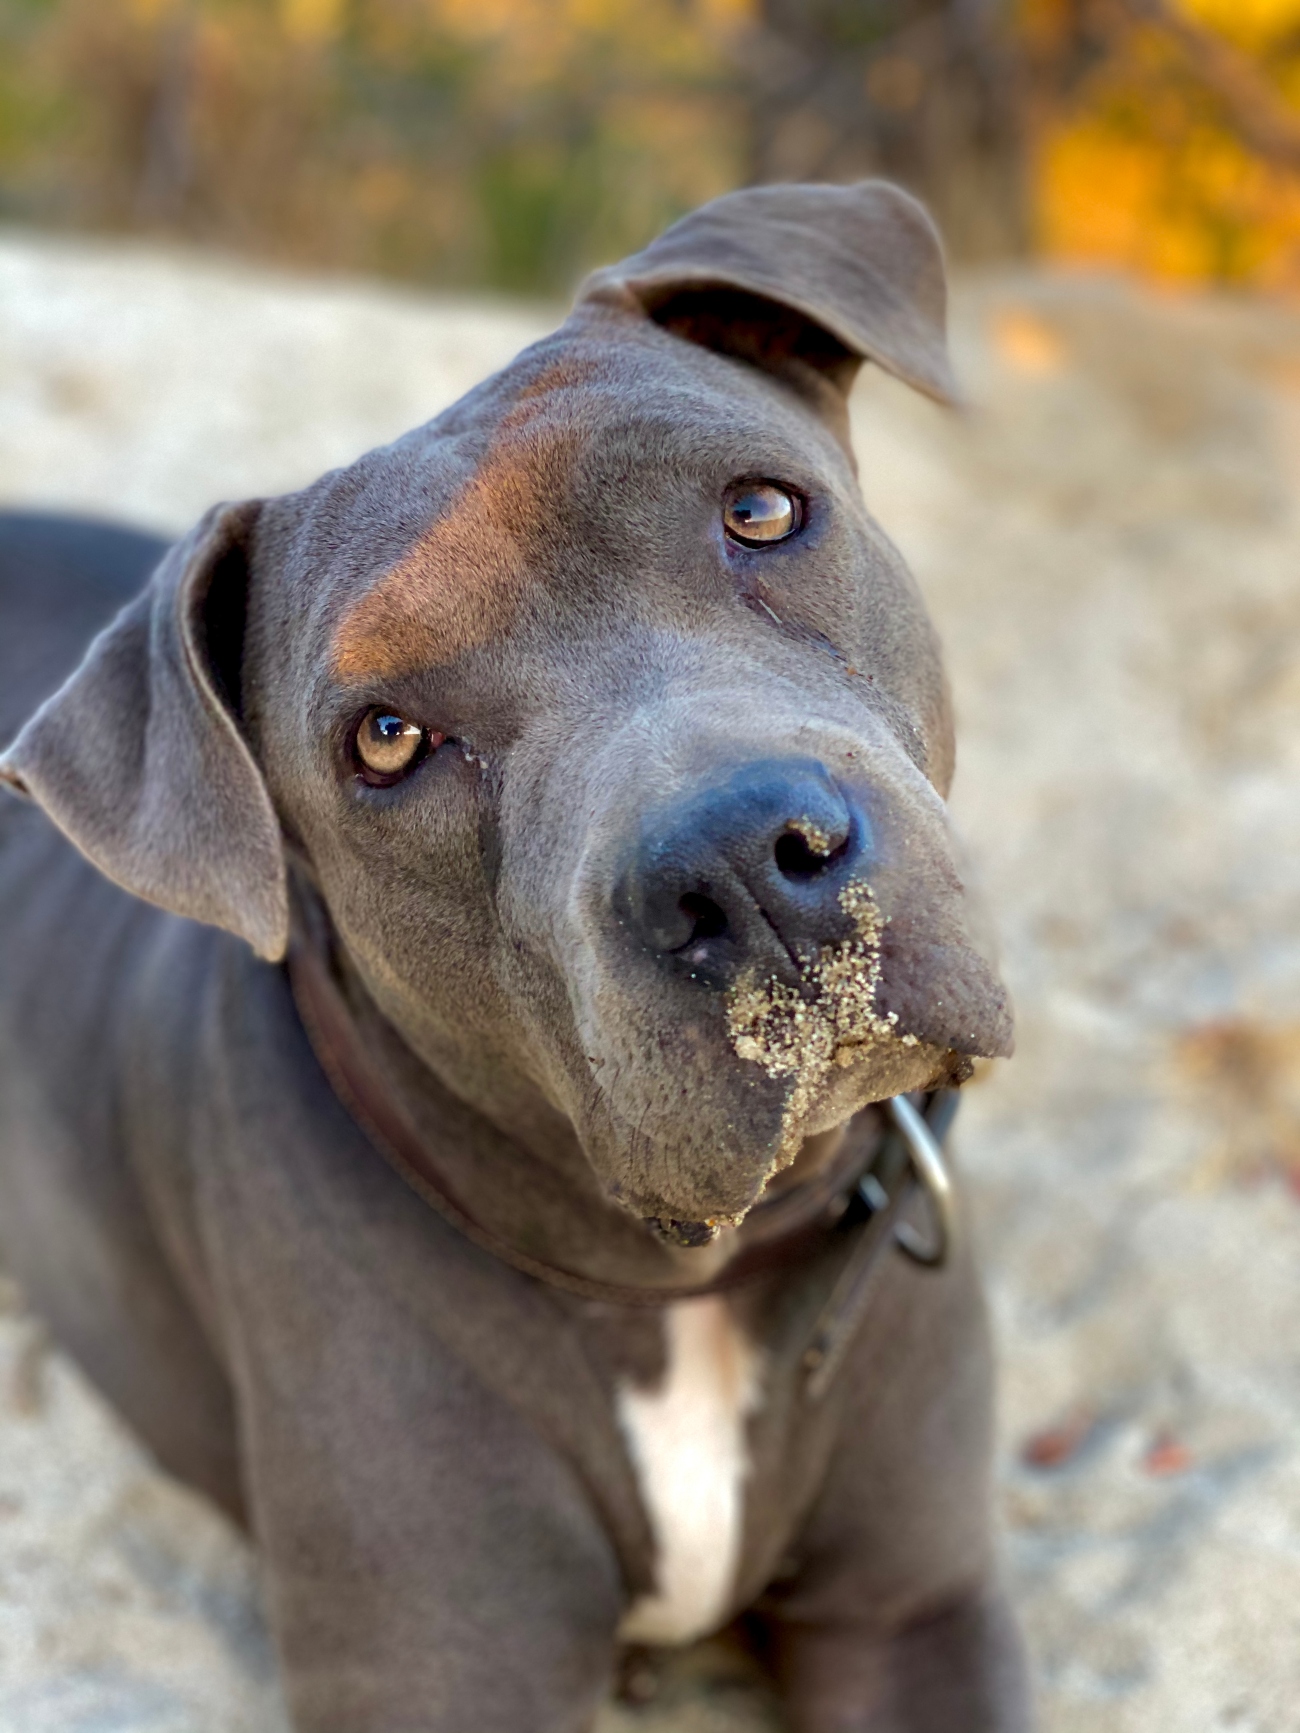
[0,501,289,961]
[580,180,958,422]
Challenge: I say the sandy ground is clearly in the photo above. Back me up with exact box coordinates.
[1,230,1299,1732]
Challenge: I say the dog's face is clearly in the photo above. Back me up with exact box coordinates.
[1,182,1010,1237]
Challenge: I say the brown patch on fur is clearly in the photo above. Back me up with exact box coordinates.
[331,376,588,683]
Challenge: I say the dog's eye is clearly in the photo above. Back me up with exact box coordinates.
[354,708,439,783]
[723,483,800,547]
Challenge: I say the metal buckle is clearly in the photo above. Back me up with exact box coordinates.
[873,1094,957,1269]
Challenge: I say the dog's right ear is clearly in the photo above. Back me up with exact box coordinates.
[579,180,959,433]
[0,502,288,961]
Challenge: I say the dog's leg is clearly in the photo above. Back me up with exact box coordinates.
[762,1227,1034,1732]
[190,996,630,1732]
[774,1583,1030,1733]
[229,1300,626,1733]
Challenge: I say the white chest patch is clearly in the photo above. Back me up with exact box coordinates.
[616,1295,763,1646]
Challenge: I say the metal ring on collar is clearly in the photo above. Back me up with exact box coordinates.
[884,1093,956,1269]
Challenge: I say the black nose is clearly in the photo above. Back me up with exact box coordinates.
[613,759,871,986]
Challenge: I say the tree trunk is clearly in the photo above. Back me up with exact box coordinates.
[739,0,1028,261]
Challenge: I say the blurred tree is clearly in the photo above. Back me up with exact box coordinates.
[735,0,1030,260]
[1026,0,1300,287]
[0,0,1299,292]
[0,0,749,295]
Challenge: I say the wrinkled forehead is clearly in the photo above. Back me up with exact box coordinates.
[279,309,844,691]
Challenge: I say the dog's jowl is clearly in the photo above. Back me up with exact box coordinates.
[0,182,1032,1730]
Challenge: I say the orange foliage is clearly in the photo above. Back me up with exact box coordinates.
[1029,0,1300,289]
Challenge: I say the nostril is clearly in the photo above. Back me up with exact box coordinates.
[615,762,865,979]
[774,823,848,882]
[676,891,729,950]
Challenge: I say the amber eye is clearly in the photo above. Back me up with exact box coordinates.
[354,708,436,782]
[722,482,800,546]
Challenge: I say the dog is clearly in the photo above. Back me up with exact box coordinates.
[0,181,1031,1731]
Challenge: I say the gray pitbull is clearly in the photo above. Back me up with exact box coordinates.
[0,181,1031,1730]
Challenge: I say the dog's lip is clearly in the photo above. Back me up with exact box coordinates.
[760,1119,852,1197]
[627,1117,871,1254]
[642,1215,728,1247]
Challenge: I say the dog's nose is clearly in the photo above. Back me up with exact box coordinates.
[613,759,871,986]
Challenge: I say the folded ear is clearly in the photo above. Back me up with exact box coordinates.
[580,179,958,419]
[0,501,288,961]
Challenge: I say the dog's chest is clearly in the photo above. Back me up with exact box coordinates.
[616,1295,762,1646]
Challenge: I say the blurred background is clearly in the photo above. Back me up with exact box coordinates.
[2,0,1300,297]
[1,5,1300,1733]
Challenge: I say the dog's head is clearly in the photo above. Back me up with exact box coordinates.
[1,182,1010,1238]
